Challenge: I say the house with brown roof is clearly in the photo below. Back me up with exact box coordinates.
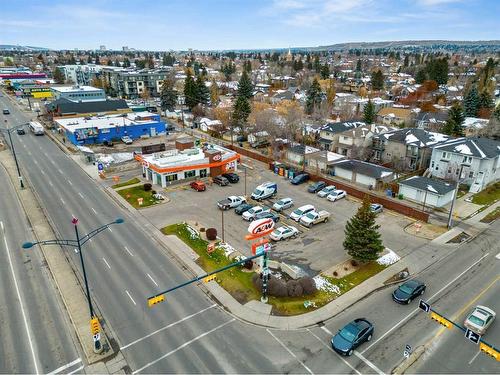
[377,107,413,127]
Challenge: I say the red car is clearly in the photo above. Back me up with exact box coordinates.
[190,181,206,192]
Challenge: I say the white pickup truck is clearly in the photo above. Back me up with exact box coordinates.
[299,210,330,227]
[217,196,246,210]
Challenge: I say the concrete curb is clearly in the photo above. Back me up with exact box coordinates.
[392,345,425,374]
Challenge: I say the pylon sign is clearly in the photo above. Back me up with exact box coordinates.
[203,274,217,283]
[245,218,275,240]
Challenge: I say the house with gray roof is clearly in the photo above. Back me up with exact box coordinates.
[330,159,395,190]
[399,176,455,207]
[372,128,450,171]
[317,121,365,152]
[430,137,500,193]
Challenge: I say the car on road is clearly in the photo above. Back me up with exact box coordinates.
[392,279,426,304]
[464,306,496,335]
[272,197,294,212]
[16,127,26,135]
[327,190,347,202]
[222,172,240,183]
[370,203,383,214]
[3,109,10,115]
[270,225,299,241]
[299,210,330,227]
[217,196,246,210]
[121,135,133,144]
[235,203,253,215]
[190,181,206,191]
[308,181,327,193]
[317,185,336,198]
[254,211,280,223]
[291,173,310,185]
[331,318,374,356]
[242,206,270,221]
[289,204,315,222]
[213,175,229,186]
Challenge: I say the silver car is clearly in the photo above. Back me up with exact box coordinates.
[272,197,294,212]
[317,185,336,198]
[464,305,496,335]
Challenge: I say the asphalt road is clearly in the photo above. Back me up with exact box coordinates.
[0,162,82,374]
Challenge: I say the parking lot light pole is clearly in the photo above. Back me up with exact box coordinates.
[221,209,225,242]
[1,120,26,189]
[22,216,124,353]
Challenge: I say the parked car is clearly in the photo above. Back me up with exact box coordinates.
[308,181,327,193]
[254,211,280,223]
[272,197,294,212]
[222,172,240,183]
[270,225,299,241]
[213,175,229,186]
[464,306,496,335]
[300,210,330,228]
[121,135,133,144]
[331,318,374,356]
[242,206,270,221]
[217,196,246,210]
[251,182,278,201]
[289,204,315,222]
[3,109,10,115]
[370,203,383,214]
[392,280,426,304]
[291,173,310,185]
[235,203,253,215]
[190,181,206,192]
[16,127,26,135]
[317,185,336,198]
[327,190,347,202]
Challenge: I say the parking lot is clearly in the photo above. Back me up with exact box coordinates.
[141,156,430,275]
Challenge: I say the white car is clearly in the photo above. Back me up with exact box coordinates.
[270,225,299,241]
[242,206,270,221]
[327,190,347,202]
[317,185,336,198]
[121,135,133,144]
[289,204,315,222]
[464,305,496,335]
[272,197,294,212]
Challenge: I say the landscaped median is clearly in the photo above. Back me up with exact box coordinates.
[114,181,166,209]
[161,222,394,316]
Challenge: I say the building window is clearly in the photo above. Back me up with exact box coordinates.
[166,174,177,182]
[431,161,435,168]
[199,169,207,178]
[448,167,452,174]
[469,171,474,178]
[184,170,196,179]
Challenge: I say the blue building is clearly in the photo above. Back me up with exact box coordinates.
[54,112,166,145]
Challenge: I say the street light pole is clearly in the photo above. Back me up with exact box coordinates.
[2,120,25,189]
[73,217,94,317]
[221,209,225,242]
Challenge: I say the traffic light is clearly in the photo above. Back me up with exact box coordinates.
[147,294,165,307]
[203,274,217,283]
[90,317,100,334]
[430,312,453,329]
[479,342,500,361]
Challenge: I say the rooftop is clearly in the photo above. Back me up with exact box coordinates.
[55,111,160,132]
[399,176,454,195]
[51,85,103,93]
[433,137,500,159]
[378,128,450,147]
[333,159,394,179]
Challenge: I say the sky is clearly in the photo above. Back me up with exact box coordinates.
[1,0,499,51]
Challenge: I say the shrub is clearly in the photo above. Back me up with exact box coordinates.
[206,228,217,241]
[243,259,254,270]
[268,276,288,297]
[143,183,152,191]
[333,271,338,277]
[151,190,157,195]
[298,277,317,295]
[351,259,358,267]
[287,280,303,297]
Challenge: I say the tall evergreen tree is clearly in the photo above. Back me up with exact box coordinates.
[464,86,480,117]
[363,99,376,124]
[195,75,210,105]
[343,196,384,262]
[184,71,198,109]
[237,70,253,100]
[232,95,251,126]
[478,90,493,110]
[313,55,321,73]
[320,64,330,79]
[305,78,322,115]
[443,102,465,136]
[160,77,178,112]
[356,59,362,72]
[53,67,65,84]
[371,70,384,91]
[415,68,427,84]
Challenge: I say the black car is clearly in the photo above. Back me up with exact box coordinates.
[331,318,374,356]
[254,211,280,223]
[235,203,253,215]
[307,181,326,193]
[3,109,10,115]
[213,176,229,186]
[16,128,26,135]
[392,279,426,304]
[291,173,310,185]
[222,172,240,183]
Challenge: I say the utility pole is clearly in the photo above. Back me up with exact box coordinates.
[448,165,464,229]
[2,120,25,188]
[261,250,269,303]
[221,209,225,242]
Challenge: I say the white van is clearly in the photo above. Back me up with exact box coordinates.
[251,181,278,201]
[29,121,44,135]
[289,204,315,222]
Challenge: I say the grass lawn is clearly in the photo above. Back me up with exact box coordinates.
[480,207,500,223]
[117,185,162,208]
[112,177,140,189]
[472,182,500,205]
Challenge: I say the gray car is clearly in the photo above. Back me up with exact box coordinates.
[272,197,294,212]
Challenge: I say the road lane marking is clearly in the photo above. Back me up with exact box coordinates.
[361,252,490,354]
[60,197,65,205]
[321,326,333,335]
[108,227,113,233]
[120,304,218,350]
[468,350,481,365]
[147,273,158,286]
[67,180,73,186]
[124,246,134,257]
[48,181,53,187]
[27,150,32,156]
[307,329,361,375]
[496,252,500,260]
[267,329,314,374]
[132,319,235,374]
[34,160,38,165]
[78,192,84,199]
[67,365,84,375]
[102,257,111,269]
[58,168,63,174]
[354,351,384,375]
[47,358,82,375]
[40,170,45,175]
[2,221,40,374]
[91,207,97,214]
[125,290,136,305]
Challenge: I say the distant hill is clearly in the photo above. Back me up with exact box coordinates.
[313,40,500,51]
[0,44,50,51]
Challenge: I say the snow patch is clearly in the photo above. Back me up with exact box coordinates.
[454,144,473,155]
[427,185,438,193]
[377,249,400,266]
[185,225,200,240]
[216,242,236,258]
[380,171,393,178]
[314,276,341,294]
[405,133,419,145]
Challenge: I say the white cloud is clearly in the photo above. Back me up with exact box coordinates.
[417,0,462,5]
